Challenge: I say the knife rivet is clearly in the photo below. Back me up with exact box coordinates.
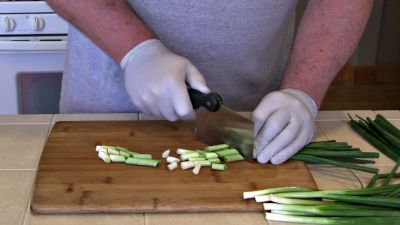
[206,101,211,106]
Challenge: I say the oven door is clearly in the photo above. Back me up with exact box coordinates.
[0,40,66,115]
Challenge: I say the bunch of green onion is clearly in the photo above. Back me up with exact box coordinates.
[244,160,400,224]
[349,113,400,161]
[290,140,380,174]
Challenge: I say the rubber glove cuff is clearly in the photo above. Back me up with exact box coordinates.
[120,39,162,69]
[280,88,318,119]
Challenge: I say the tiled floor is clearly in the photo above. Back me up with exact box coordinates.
[0,111,398,225]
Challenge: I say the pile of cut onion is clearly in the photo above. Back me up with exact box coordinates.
[95,143,244,175]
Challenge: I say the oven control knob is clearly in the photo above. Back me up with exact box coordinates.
[30,16,45,31]
[0,16,15,31]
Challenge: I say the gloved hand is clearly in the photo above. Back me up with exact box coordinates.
[121,39,210,121]
[251,88,318,165]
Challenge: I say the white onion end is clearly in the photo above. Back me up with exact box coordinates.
[162,149,170,158]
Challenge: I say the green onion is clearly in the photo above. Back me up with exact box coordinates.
[303,142,350,148]
[207,158,221,164]
[167,162,178,171]
[375,114,400,140]
[382,158,400,186]
[203,152,219,159]
[222,154,245,162]
[211,163,227,171]
[204,144,230,152]
[268,194,347,206]
[290,154,379,174]
[98,152,110,163]
[192,163,202,175]
[266,212,400,224]
[125,157,140,165]
[263,203,400,216]
[297,150,379,159]
[110,155,126,162]
[180,152,200,161]
[162,149,170,158]
[367,117,400,154]
[349,114,400,161]
[133,153,152,159]
[137,159,161,167]
[243,186,316,200]
[180,161,195,170]
[215,149,240,157]
[367,173,400,188]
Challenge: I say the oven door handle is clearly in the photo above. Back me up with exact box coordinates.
[0,40,67,51]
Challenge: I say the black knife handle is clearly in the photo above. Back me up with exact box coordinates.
[188,88,222,112]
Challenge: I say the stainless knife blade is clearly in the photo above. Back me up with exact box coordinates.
[188,88,254,161]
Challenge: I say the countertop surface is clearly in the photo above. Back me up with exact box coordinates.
[1,110,399,225]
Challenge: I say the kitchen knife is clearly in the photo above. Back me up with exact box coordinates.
[188,88,254,161]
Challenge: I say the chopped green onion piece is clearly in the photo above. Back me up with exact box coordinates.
[137,159,161,167]
[98,148,108,154]
[107,148,120,155]
[115,146,129,152]
[203,152,219,159]
[215,149,240,157]
[110,155,126,163]
[194,160,212,166]
[176,148,196,155]
[180,161,195,170]
[188,157,206,161]
[102,145,116,150]
[180,152,200,161]
[192,163,202,175]
[166,156,180,163]
[195,150,205,155]
[204,144,230,152]
[207,158,221,164]
[125,157,140,165]
[211,163,227,171]
[223,154,245,162]
[167,162,178,171]
[133,153,152,159]
[162,149,170,158]
[98,152,110,163]
[119,151,130,158]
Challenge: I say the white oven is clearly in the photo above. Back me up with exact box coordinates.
[0,1,68,114]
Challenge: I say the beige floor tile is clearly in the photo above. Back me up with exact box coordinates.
[316,121,395,166]
[373,110,400,119]
[146,212,267,225]
[0,115,52,124]
[53,113,139,123]
[0,170,36,225]
[0,124,49,169]
[316,110,375,121]
[25,212,144,225]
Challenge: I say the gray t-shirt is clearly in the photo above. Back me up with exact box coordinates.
[60,0,298,113]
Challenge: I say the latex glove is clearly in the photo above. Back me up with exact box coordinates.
[121,39,210,121]
[251,88,318,165]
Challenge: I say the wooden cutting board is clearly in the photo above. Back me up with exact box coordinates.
[31,120,318,214]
